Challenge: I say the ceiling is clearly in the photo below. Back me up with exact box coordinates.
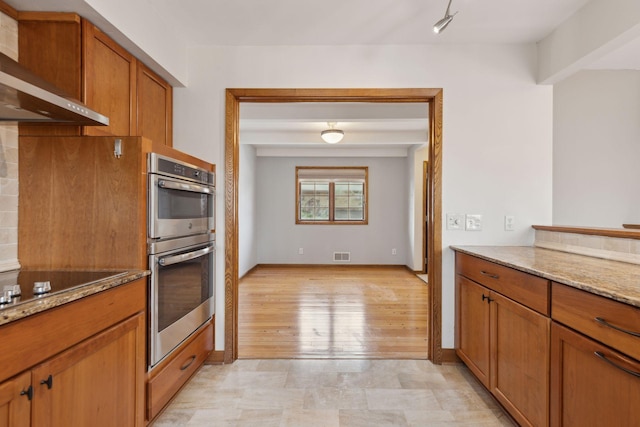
[7,0,592,45]
[7,0,640,154]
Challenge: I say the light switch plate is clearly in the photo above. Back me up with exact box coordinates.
[465,214,482,231]
[446,213,465,230]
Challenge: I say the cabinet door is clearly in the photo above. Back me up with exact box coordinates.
[18,12,83,137]
[31,313,145,427]
[491,291,550,427]
[82,20,137,137]
[456,275,491,387]
[0,372,30,427]
[550,323,640,427]
[137,62,173,146]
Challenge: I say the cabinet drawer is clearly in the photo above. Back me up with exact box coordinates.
[147,321,213,420]
[552,283,640,361]
[456,253,550,315]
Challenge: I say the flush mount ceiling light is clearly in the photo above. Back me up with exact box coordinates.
[433,0,458,34]
[321,122,344,144]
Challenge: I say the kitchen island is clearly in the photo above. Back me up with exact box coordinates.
[452,245,640,427]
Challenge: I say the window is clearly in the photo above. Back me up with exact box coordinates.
[296,167,368,225]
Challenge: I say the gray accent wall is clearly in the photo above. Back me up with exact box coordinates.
[254,156,408,265]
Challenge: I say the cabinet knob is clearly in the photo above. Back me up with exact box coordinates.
[20,385,33,401]
[482,294,494,303]
[40,374,53,389]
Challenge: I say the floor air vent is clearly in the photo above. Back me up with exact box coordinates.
[333,252,351,262]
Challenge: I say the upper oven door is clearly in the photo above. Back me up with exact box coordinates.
[148,174,215,239]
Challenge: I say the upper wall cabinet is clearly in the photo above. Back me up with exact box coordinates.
[18,12,172,146]
[137,62,173,147]
[82,19,137,137]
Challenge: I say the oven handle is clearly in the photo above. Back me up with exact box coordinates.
[158,179,214,195]
[158,245,215,267]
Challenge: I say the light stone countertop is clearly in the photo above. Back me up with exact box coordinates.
[451,246,640,308]
[0,270,149,327]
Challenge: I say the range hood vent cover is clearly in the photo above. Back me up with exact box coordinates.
[0,52,109,126]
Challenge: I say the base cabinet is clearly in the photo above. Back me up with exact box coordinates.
[550,323,640,427]
[456,252,550,427]
[0,373,30,427]
[31,314,144,427]
[147,322,213,422]
[456,276,490,387]
[491,291,550,427]
[0,279,146,427]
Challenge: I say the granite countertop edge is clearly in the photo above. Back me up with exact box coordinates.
[0,270,150,327]
[451,245,640,308]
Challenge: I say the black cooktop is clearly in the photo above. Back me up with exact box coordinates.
[0,270,127,309]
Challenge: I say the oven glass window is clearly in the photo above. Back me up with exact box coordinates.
[157,186,211,220]
[157,247,212,332]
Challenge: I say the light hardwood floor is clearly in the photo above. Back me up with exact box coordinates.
[238,265,429,359]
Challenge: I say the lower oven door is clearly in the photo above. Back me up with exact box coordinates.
[149,234,215,367]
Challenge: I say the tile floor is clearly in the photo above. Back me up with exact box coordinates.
[153,359,516,426]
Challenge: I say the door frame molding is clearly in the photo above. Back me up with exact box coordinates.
[224,88,443,363]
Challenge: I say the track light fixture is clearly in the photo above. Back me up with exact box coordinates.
[321,122,344,144]
[433,0,457,34]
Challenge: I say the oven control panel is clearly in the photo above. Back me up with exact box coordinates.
[149,153,214,186]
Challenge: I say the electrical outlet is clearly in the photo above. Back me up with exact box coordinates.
[446,213,465,230]
[392,248,397,255]
[465,214,482,231]
[504,215,515,231]
[298,248,304,255]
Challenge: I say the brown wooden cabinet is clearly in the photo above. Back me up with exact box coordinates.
[550,283,640,427]
[147,322,213,421]
[456,275,490,387]
[0,372,30,427]
[137,62,173,147]
[550,322,640,427]
[18,12,172,145]
[491,290,550,427]
[0,279,146,427]
[82,19,137,137]
[455,252,551,427]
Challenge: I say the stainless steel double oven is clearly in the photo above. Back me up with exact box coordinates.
[147,153,215,368]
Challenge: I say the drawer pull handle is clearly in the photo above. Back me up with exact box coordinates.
[480,271,499,279]
[594,351,640,378]
[594,317,640,338]
[180,355,197,371]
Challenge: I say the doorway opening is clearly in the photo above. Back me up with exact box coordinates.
[224,88,443,364]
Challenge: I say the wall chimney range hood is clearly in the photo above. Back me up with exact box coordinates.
[0,52,109,126]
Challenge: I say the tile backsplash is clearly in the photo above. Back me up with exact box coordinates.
[535,229,640,265]
[0,11,19,272]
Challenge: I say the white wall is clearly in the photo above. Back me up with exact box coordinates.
[238,144,259,277]
[255,156,408,265]
[553,70,640,227]
[172,43,553,350]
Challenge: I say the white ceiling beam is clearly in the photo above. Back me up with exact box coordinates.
[537,0,640,84]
